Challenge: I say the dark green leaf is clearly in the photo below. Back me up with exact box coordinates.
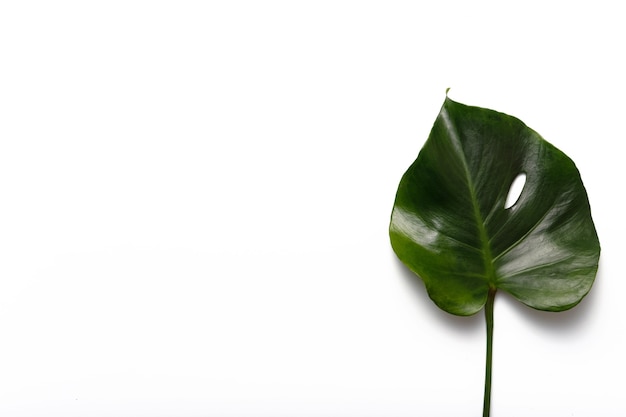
[390,97,600,316]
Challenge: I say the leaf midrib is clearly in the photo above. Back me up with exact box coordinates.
[441,104,497,287]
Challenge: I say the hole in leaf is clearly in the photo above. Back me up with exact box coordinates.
[504,173,526,209]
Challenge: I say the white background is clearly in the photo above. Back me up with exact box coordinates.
[0,1,624,416]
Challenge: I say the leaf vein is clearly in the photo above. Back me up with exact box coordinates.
[498,254,578,280]
[491,197,559,263]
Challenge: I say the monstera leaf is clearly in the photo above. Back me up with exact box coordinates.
[389,95,600,416]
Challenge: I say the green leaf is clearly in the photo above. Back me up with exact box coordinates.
[390,97,600,316]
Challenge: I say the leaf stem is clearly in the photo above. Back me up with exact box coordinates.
[483,288,496,417]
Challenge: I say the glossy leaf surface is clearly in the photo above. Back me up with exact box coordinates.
[390,97,600,316]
